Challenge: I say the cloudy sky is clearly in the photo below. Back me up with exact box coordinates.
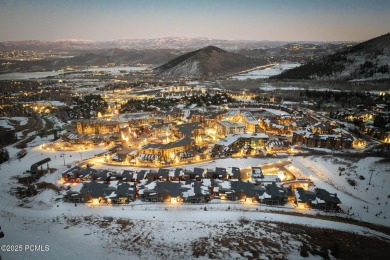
[0,0,389,42]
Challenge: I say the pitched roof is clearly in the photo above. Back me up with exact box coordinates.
[294,187,316,202]
[154,181,183,197]
[157,168,170,178]
[136,170,147,179]
[174,168,185,177]
[231,180,264,197]
[173,122,203,137]
[193,167,205,176]
[217,121,246,128]
[215,133,269,146]
[315,188,341,204]
[182,180,209,198]
[80,181,112,198]
[143,137,193,150]
[231,167,241,178]
[116,182,135,197]
[215,167,228,178]
[120,170,135,181]
[264,183,286,199]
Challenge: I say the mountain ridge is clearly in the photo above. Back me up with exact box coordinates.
[272,33,390,81]
[154,45,266,78]
[0,37,350,52]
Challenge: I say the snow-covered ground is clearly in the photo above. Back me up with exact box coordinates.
[0,117,29,130]
[0,139,389,259]
[0,71,64,80]
[44,115,67,129]
[0,67,147,80]
[259,83,305,91]
[2,202,389,260]
[35,100,67,107]
[262,108,290,116]
[291,156,390,226]
[82,66,147,74]
[232,63,301,80]
[0,119,14,130]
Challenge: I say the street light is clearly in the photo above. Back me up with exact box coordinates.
[368,168,374,185]
[61,153,66,166]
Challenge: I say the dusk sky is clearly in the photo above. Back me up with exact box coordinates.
[0,0,389,42]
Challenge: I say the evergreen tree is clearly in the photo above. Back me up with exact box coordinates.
[0,148,9,164]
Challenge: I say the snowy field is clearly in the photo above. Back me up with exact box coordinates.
[0,71,64,80]
[0,66,147,80]
[291,156,390,226]
[0,117,29,130]
[82,66,147,74]
[35,100,67,107]
[258,83,306,91]
[1,139,389,259]
[232,63,301,80]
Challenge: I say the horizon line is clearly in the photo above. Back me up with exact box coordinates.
[0,36,364,44]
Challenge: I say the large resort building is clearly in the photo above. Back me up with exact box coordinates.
[292,122,355,149]
[223,109,261,133]
[138,122,204,162]
[214,133,269,155]
[76,120,121,135]
[139,137,194,162]
[216,121,246,136]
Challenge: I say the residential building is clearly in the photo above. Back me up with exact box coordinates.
[76,120,120,135]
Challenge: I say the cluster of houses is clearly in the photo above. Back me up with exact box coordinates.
[62,165,341,211]
[294,187,341,211]
[331,104,390,143]
[292,122,359,149]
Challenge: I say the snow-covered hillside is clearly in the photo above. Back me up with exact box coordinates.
[155,46,262,78]
[160,60,201,78]
[326,48,390,81]
[275,33,390,81]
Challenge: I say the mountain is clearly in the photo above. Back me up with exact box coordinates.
[272,33,390,81]
[0,37,286,52]
[63,48,181,66]
[0,49,182,73]
[109,37,286,50]
[237,42,354,63]
[154,46,266,78]
[0,40,103,51]
[0,37,356,74]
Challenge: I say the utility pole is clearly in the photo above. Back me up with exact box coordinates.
[368,168,374,185]
[61,153,66,166]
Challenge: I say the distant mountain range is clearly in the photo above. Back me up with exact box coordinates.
[0,37,286,51]
[154,46,266,78]
[273,33,390,81]
[0,49,184,73]
[0,37,356,74]
[0,37,355,52]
